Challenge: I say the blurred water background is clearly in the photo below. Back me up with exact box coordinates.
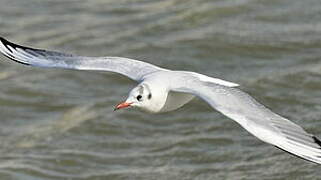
[0,0,321,179]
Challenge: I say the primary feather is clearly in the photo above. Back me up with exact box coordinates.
[0,37,163,81]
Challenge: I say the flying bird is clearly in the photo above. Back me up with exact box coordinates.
[0,37,320,164]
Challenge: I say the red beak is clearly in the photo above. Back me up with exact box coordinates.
[114,102,133,111]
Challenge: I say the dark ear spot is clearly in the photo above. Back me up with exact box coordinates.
[148,93,152,99]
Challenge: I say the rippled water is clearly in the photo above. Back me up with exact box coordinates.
[1,0,321,179]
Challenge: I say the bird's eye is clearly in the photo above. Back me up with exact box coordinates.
[137,95,142,101]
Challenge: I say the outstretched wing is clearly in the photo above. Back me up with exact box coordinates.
[0,37,165,81]
[170,74,321,164]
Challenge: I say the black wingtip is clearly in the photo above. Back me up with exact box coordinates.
[0,37,15,48]
[312,136,321,147]
[0,37,31,66]
[1,53,31,66]
[0,37,28,50]
[0,36,46,53]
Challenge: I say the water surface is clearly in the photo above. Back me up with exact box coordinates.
[0,0,321,179]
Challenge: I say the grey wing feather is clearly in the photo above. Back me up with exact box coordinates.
[171,75,321,164]
[0,37,164,81]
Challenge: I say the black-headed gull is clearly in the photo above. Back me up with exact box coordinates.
[0,37,320,164]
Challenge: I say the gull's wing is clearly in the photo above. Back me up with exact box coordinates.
[170,74,321,164]
[0,37,165,81]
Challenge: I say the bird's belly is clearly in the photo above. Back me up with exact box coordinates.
[159,91,194,113]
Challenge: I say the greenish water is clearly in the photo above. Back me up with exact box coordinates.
[0,0,321,179]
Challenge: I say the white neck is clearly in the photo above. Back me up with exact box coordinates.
[138,80,169,113]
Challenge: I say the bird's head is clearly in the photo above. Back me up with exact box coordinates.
[114,83,159,113]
